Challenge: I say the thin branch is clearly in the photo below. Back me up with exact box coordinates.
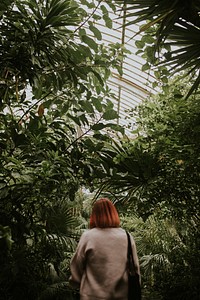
[65,115,103,152]
[18,91,53,124]
[72,0,103,37]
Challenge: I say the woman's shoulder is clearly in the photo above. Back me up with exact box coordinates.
[86,227,126,236]
[79,228,128,249]
[81,227,126,237]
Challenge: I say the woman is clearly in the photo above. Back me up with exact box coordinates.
[70,198,140,300]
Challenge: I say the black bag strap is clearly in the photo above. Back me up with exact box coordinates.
[126,231,136,275]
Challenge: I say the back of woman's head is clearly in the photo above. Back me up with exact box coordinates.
[90,198,120,229]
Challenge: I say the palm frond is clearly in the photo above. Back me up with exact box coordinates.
[185,71,200,99]
[117,0,200,95]
[141,253,170,274]
[156,22,200,97]
[95,139,160,202]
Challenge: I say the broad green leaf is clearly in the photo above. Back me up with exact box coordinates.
[79,28,86,37]
[81,35,98,52]
[103,14,112,29]
[142,35,155,44]
[93,13,101,21]
[92,123,107,130]
[80,100,94,113]
[102,109,118,120]
[91,70,104,86]
[142,63,150,72]
[89,24,102,41]
[91,97,103,112]
[79,44,92,58]
[100,5,108,15]
[135,40,145,49]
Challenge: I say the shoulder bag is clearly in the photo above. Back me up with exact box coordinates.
[126,231,141,300]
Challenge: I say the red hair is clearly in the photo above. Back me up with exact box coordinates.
[90,198,120,229]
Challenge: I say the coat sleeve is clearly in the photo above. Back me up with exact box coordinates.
[69,232,88,288]
[130,234,141,282]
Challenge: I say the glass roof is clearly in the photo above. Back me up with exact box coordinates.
[84,3,156,130]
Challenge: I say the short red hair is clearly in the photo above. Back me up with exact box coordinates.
[90,198,120,229]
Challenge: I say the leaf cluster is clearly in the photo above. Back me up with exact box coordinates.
[117,0,200,97]
[0,0,126,298]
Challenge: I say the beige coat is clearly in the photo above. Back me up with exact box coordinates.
[70,227,140,300]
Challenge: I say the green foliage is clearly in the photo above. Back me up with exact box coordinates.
[98,74,200,219]
[0,0,126,298]
[118,0,200,97]
[121,211,200,300]
[91,74,200,299]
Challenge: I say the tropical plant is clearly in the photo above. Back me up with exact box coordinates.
[91,74,200,299]
[94,74,200,216]
[0,0,126,298]
[116,0,200,97]
[121,210,200,300]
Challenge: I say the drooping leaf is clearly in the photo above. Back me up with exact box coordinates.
[89,24,102,40]
[102,109,119,120]
[81,35,98,52]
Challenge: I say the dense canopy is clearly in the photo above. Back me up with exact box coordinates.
[0,1,199,300]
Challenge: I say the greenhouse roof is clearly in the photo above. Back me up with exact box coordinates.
[86,4,157,130]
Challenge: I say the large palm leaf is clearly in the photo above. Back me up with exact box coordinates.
[95,139,160,202]
[119,0,200,39]
[162,21,200,98]
[116,0,200,96]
